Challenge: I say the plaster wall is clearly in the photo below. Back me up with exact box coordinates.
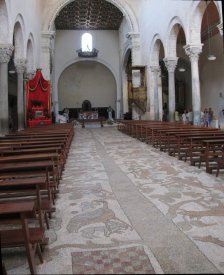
[54,30,120,112]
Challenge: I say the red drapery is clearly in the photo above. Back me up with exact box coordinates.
[25,69,52,127]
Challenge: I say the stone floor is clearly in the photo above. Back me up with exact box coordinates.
[3,125,224,274]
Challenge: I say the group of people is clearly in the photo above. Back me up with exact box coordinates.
[201,107,214,127]
[181,109,193,124]
[181,107,214,127]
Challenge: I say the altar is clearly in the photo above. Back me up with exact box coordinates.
[78,111,98,120]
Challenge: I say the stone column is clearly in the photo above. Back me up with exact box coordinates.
[184,44,202,125]
[164,58,178,122]
[126,32,141,66]
[14,58,26,131]
[0,44,14,135]
[150,65,160,120]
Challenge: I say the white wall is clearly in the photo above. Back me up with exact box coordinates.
[6,0,42,67]
[58,61,116,111]
[54,30,120,115]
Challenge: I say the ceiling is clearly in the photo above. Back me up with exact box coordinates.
[55,0,124,30]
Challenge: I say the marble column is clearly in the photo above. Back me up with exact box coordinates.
[14,58,26,131]
[164,58,178,122]
[150,65,160,120]
[0,44,14,135]
[184,44,202,125]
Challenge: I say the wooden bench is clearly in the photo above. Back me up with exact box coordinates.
[0,201,48,274]
[0,177,53,229]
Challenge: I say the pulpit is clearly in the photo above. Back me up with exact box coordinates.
[25,69,52,127]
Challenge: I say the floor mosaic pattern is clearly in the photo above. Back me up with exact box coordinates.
[3,125,224,274]
[72,246,155,274]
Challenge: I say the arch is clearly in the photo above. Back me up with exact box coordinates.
[44,0,139,33]
[13,14,25,59]
[149,34,165,66]
[26,33,35,73]
[166,17,186,58]
[57,57,118,88]
[189,0,222,45]
[0,0,10,43]
[57,60,117,112]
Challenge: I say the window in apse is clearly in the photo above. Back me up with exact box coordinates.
[82,33,92,52]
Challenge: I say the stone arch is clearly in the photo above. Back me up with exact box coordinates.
[13,14,25,59]
[57,57,118,87]
[57,59,118,115]
[44,0,139,33]
[26,33,35,73]
[0,0,10,43]
[189,0,222,45]
[149,34,165,66]
[166,17,186,58]
[56,57,119,114]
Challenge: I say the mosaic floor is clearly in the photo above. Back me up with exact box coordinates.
[3,125,224,274]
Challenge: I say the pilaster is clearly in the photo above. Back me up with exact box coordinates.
[41,31,55,81]
[127,32,141,66]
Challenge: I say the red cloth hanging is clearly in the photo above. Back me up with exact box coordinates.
[25,69,52,127]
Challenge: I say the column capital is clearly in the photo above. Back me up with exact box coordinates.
[0,44,14,63]
[163,57,178,73]
[150,65,160,73]
[24,69,36,80]
[184,44,203,62]
[41,31,56,40]
[217,22,223,36]
[126,32,140,40]
[14,58,27,74]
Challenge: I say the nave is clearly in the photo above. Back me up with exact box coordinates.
[3,125,224,274]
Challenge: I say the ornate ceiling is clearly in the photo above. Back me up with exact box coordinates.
[55,0,124,30]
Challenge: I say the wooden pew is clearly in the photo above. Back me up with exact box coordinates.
[0,201,48,275]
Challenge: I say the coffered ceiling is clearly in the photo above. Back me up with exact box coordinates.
[55,0,124,30]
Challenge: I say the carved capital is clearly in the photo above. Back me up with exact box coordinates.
[217,22,223,36]
[126,32,140,40]
[24,69,36,80]
[163,58,178,73]
[14,58,27,74]
[0,44,14,63]
[41,31,56,51]
[150,65,160,74]
[184,44,203,63]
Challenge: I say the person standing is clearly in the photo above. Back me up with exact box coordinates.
[182,110,188,124]
[208,107,214,127]
[187,108,193,125]
[203,108,209,127]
